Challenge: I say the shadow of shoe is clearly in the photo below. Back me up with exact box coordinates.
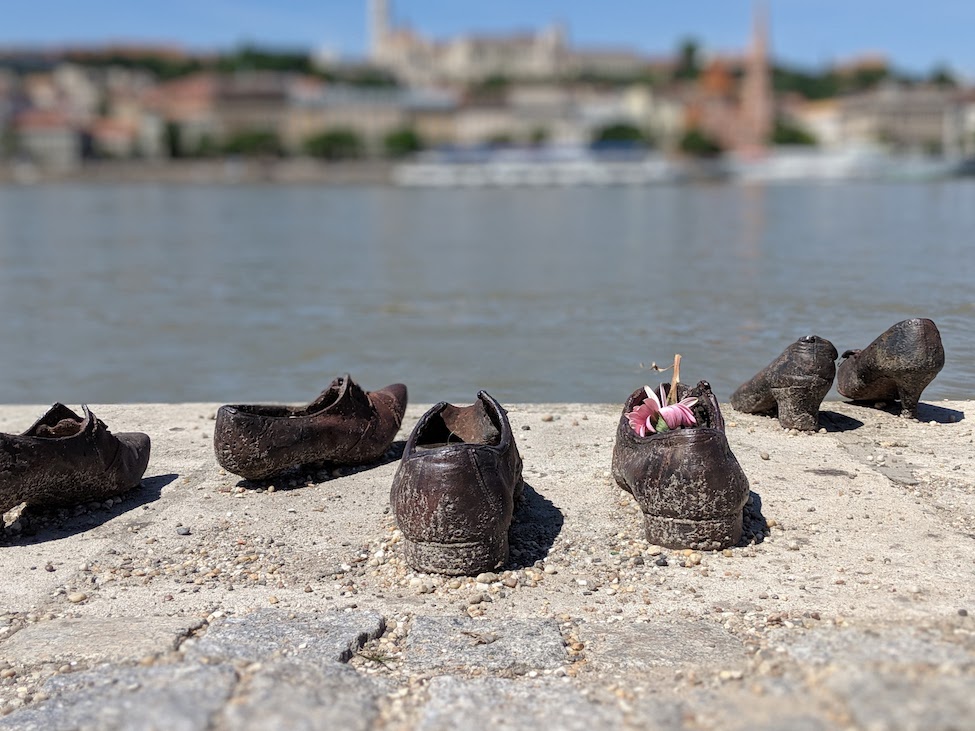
[915,402,964,424]
[818,410,865,433]
[738,490,769,546]
[236,440,408,491]
[507,481,564,569]
[1,473,178,545]
[840,400,964,425]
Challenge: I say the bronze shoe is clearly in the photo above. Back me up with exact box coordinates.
[837,318,945,418]
[731,335,838,431]
[390,391,523,575]
[213,375,407,480]
[1,404,151,517]
[612,381,750,551]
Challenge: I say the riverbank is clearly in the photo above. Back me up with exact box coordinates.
[1,399,973,729]
[0,159,394,186]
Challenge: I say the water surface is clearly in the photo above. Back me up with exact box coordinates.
[0,182,972,405]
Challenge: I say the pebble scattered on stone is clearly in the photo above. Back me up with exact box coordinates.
[66,593,87,604]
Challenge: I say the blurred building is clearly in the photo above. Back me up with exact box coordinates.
[681,5,774,154]
[369,0,653,85]
[13,108,80,170]
[837,84,968,154]
[285,80,456,152]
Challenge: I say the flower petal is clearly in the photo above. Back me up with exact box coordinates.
[676,404,697,426]
[658,404,682,430]
[644,386,661,409]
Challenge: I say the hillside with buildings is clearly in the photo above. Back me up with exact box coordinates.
[1,1,973,177]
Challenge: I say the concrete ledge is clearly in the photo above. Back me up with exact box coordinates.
[1,400,973,729]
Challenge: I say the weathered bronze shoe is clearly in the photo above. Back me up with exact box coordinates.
[612,381,750,551]
[390,391,523,575]
[731,335,838,431]
[837,318,945,418]
[213,375,407,481]
[1,404,151,517]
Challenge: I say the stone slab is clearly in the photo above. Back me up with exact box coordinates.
[406,616,566,673]
[219,661,387,731]
[0,663,236,731]
[579,621,747,670]
[185,609,384,665]
[418,677,624,731]
[826,670,975,731]
[0,617,202,666]
[771,626,975,668]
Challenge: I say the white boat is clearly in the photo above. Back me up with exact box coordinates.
[393,147,684,188]
[729,145,960,183]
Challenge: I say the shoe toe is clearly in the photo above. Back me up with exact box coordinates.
[375,383,408,420]
[116,431,151,481]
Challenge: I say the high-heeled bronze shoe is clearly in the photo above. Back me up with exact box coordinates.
[837,318,944,418]
[730,335,838,431]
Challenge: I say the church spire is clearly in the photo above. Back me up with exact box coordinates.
[739,1,774,153]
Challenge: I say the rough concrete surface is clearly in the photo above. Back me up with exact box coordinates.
[0,399,973,730]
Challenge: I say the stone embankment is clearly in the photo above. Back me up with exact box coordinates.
[0,159,393,186]
[0,400,972,730]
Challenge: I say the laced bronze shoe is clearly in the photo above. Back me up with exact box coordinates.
[731,335,838,431]
[837,318,945,418]
[213,375,407,481]
[390,391,523,575]
[1,404,151,517]
[612,381,750,551]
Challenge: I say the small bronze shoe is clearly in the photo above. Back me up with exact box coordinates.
[731,335,838,431]
[612,381,750,551]
[213,375,407,481]
[390,391,523,576]
[837,318,945,418]
[1,404,151,517]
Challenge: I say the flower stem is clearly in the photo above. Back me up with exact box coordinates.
[669,354,682,405]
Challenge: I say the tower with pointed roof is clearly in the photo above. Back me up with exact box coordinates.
[738,2,774,153]
[369,0,390,62]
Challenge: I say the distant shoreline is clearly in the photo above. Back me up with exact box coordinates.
[0,159,395,186]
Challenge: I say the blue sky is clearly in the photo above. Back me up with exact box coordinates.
[1,1,972,76]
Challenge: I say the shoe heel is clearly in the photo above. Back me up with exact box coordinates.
[403,533,508,576]
[893,369,939,418]
[513,478,525,505]
[644,512,743,552]
[770,385,825,431]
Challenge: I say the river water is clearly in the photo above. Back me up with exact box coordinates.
[0,181,972,406]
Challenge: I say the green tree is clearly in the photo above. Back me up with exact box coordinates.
[222,129,283,157]
[928,65,957,88]
[529,127,549,146]
[304,128,364,160]
[383,127,423,158]
[164,121,183,159]
[592,122,649,146]
[0,125,17,159]
[679,128,723,157]
[487,132,514,147]
[673,38,701,81]
[771,119,817,146]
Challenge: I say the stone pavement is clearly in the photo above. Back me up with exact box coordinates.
[1,400,973,730]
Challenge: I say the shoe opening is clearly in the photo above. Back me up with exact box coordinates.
[416,399,501,449]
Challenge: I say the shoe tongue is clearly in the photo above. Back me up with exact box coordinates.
[306,375,369,416]
[25,403,84,437]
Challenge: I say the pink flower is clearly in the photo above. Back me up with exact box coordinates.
[626,385,698,436]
